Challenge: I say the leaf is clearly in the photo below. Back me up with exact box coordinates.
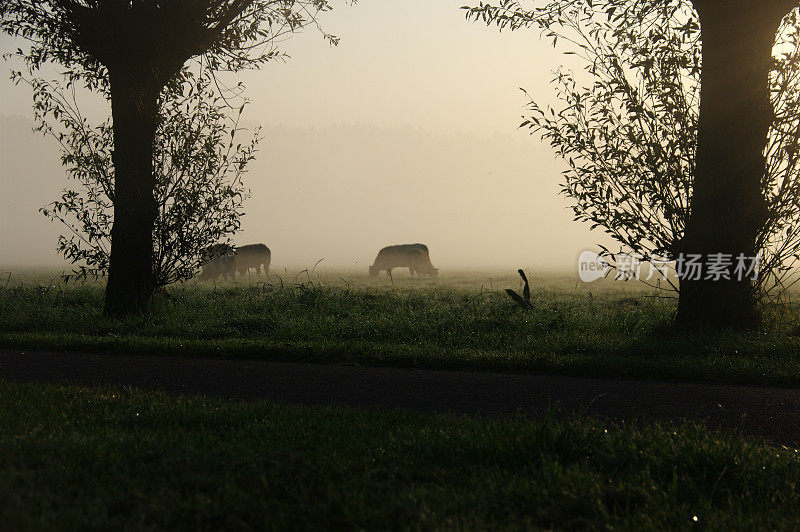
[518,268,531,303]
[505,289,533,311]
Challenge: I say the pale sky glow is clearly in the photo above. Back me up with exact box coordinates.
[0,0,605,270]
[237,0,558,135]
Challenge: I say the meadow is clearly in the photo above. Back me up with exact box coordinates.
[4,267,800,528]
[2,267,800,386]
[2,380,800,529]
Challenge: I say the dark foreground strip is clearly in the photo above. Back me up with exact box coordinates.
[1,349,799,447]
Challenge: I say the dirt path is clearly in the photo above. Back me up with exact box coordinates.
[2,349,799,447]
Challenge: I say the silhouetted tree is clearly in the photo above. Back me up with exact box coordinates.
[504,4,800,303]
[33,69,256,287]
[466,0,800,330]
[1,0,338,316]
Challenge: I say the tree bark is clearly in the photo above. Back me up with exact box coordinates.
[677,1,796,330]
[103,68,160,316]
[66,2,225,317]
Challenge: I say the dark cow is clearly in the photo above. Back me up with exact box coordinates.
[369,243,438,277]
[235,243,271,278]
[199,243,236,281]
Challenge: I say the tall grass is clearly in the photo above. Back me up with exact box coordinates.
[1,269,800,385]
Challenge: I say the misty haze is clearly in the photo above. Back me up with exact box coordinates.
[0,0,598,272]
[1,117,592,270]
[2,0,800,529]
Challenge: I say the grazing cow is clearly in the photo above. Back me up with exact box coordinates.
[369,243,438,277]
[235,243,271,278]
[199,243,236,281]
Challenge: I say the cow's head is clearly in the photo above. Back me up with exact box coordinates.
[369,265,378,277]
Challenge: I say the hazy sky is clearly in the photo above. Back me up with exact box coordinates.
[0,0,606,270]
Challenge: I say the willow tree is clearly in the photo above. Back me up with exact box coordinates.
[1,0,338,316]
[466,0,799,330]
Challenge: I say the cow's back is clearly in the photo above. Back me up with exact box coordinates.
[374,246,407,269]
[235,244,271,273]
[408,243,429,254]
[373,244,429,270]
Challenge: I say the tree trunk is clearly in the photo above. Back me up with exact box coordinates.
[677,1,795,330]
[103,68,160,317]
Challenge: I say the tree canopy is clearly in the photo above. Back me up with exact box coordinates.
[1,0,339,87]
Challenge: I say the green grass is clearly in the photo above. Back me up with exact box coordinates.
[2,380,799,529]
[2,269,800,386]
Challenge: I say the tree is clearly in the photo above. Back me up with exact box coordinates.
[465,0,800,330]
[680,0,797,329]
[518,2,700,284]
[1,0,339,316]
[32,68,256,287]
[509,3,800,302]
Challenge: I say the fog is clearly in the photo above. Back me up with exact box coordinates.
[0,0,606,272]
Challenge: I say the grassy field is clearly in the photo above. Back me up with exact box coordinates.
[2,380,799,529]
[2,267,800,386]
